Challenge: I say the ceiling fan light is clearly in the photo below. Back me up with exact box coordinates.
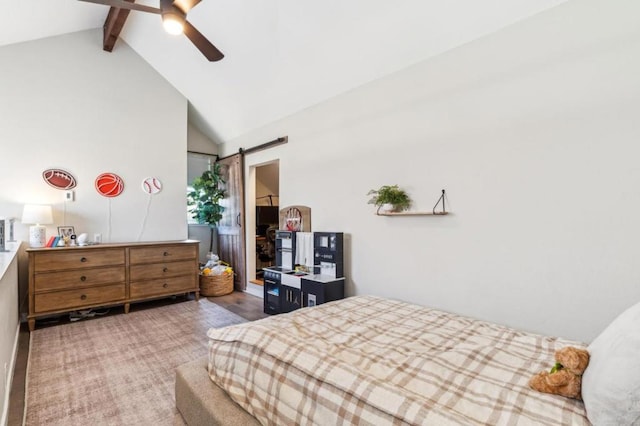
[162,13,184,35]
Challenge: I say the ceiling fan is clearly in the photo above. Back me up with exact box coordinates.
[79,0,224,61]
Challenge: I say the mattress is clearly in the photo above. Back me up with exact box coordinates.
[207,295,589,425]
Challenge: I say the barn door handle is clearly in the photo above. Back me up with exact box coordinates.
[236,213,241,226]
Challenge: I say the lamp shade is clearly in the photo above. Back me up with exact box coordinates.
[21,204,53,225]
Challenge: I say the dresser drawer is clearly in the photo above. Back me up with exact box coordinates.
[129,260,196,281]
[33,249,125,272]
[34,266,125,292]
[129,244,196,265]
[33,284,126,313]
[130,275,197,299]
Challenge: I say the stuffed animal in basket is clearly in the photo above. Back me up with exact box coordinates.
[529,346,590,400]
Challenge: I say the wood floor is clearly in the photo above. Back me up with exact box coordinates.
[6,291,267,426]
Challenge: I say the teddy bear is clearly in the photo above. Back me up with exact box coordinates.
[529,346,590,400]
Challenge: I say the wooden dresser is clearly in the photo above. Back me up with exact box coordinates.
[27,240,199,331]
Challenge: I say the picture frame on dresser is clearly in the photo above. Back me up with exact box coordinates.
[58,226,75,238]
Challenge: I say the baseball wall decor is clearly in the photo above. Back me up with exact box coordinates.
[141,177,163,194]
[42,169,77,190]
[95,172,124,197]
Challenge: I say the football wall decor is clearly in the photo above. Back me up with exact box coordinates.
[95,172,124,197]
[43,169,77,190]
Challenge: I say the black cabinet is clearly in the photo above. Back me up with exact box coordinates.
[301,278,344,307]
[275,231,296,271]
[313,232,344,278]
[263,270,281,315]
[280,285,301,313]
[263,272,344,315]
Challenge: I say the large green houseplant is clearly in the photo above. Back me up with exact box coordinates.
[187,163,226,251]
[367,184,411,213]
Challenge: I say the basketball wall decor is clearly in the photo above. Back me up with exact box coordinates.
[95,172,124,197]
[43,169,77,190]
[141,177,163,194]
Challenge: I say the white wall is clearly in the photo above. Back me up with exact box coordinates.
[0,244,20,426]
[221,0,640,343]
[0,29,188,245]
[187,123,218,155]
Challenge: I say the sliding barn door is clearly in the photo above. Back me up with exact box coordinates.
[216,154,247,291]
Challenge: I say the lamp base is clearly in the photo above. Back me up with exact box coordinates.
[29,225,47,248]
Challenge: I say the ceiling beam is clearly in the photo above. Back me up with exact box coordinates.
[102,0,135,52]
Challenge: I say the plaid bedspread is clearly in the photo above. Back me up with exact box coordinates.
[207,295,589,425]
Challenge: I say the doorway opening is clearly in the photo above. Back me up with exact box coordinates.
[247,160,279,290]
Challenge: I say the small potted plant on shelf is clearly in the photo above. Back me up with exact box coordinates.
[367,185,412,214]
[187,163,226,252]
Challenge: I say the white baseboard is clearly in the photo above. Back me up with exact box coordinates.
[245,282,264,298]
[0,323,20,426]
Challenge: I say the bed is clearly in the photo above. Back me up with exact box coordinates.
[176,295,640,425]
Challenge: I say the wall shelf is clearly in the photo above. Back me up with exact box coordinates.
[374,189,449,216]
[376,211,449,216]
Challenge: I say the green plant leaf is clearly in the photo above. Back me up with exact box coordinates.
[366,184,411,211]
[187,162,226,225]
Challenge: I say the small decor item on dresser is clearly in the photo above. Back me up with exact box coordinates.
[58,226,75,238]
[58,226,75,246]
[76,233,88,246]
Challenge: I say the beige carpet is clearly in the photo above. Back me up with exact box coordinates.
[24,299,247,425]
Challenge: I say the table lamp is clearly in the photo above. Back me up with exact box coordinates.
[22,204,53,247]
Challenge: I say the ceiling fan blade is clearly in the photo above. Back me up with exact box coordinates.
[78,0,161,14]
[173,0,201,13]
[183,20,224,62]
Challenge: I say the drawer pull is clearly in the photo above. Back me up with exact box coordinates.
[163,251,169,256]
[80,276,87,282]
[163,283,168,288]
[80,294,87,300]
[80,257,87,262]
[163,267,169,272]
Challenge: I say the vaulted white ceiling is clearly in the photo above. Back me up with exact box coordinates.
[1,0,569,143]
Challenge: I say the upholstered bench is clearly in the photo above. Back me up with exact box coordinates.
[175,357,260,426]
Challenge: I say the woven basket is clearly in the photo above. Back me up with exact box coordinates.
[199,273,233,297]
